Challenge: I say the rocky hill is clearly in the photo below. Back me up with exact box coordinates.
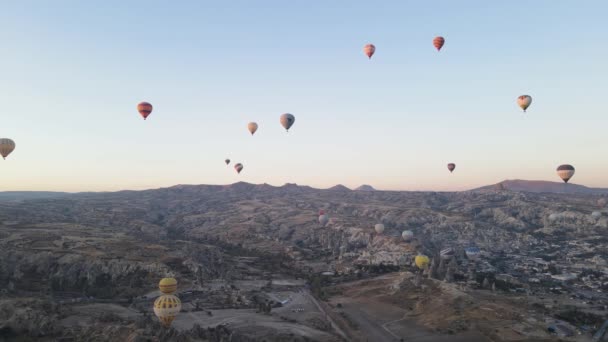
[1,182,607,341]
[472,179,608,194]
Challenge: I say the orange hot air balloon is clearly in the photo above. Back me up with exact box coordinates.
[447,163,456,173]
[363,44,376,59]
[137,102,153,120]
[433,36,445,51]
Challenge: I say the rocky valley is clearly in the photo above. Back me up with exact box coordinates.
[1,182,607,341]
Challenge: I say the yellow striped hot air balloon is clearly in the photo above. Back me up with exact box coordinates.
[159,278,177,294]
[154,294,181,327]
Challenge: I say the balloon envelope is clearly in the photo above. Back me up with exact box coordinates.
[247,122,258,135]
[415,255,430,269]
[154,294,182,327]
[0,138,16,160]
[159,278,177,294]
[402,230,414,242]
[465,247,481,260]
[556,164,575,183]
[440,247,455,260]
[137,102,153,120]
[319,214,329,226]
[447,163,456,173]
[597,198,606,208]
[363,44,375,59]
[517,95,532,112]
[234,163,244,174]
[433,36,445,51]
[592,211,602,219]
[225,159,230,165]
[280,113,295,131]
[374,223,385,234]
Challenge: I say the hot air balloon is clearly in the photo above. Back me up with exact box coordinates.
[154,294,182,327]
[247,122,258,135]
[319,209,325,215]
[153,277,181,328]
[440,247,455,260]
[280,113,295,132]
[402,230,414,242]
[548,213,560,222]
[0,139,16,160]
[556,164,575,183]
[465,247,481,261]
[363,44,375,59]
[319,214,329,227]
[374,223,385,234]
[137,102,153,120]
[234,163,244,174]
[517,95,532,112]
[592,211,602,219]
[433,36,445,51]
[447,163,456,173]
[597,198,606,208]
[159,278,178,294]
[225,159,230,165]
[415,255,430,270]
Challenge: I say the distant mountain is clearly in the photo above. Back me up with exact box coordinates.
[0,191,70,201]
[327,184,351,191]
[472,179,608,194]
[354,184,376,191]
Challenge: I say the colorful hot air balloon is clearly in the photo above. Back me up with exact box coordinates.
[319,214,329,227]
[440,247,455,260]
[433,36,445,51]
[225,159,230,165]
[447,163,456,173]
[159,278,178,294]
[363,44,375,59]
[234,163,244,174]
[280,113,295,132]
[0,138,16,160]
[374,223,385,234]
[402,230,414,242]
[137,102,153,120]
[415,255,430,270]
[153,277,181,328]
[517,95,532,112]
[247,122,258,136]
[556,164,575,183]
[465,247,481,260]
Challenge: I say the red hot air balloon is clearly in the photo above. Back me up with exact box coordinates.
[447,163,456,173]
[433,36,445,51]
[319,209,325,216]
[363,44,375,59]
[137,102,153,120]
[234,163,244,174]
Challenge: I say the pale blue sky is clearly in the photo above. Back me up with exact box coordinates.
[1,1,607,191]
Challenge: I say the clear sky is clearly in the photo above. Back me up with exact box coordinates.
[1,1,607,192]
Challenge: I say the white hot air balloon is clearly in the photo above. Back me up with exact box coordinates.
[591,211,602,219]
[374,223,385,234]
[319,214,329,227]
[402,230,414,242]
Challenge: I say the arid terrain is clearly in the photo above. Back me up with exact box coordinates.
[1,182,607,341]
